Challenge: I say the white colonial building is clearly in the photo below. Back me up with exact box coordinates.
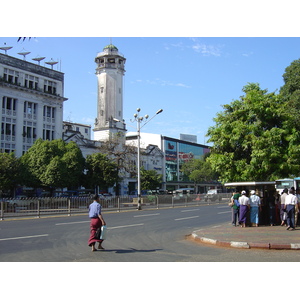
[0,51,67,156]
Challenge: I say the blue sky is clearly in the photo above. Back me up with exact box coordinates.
[1,1,300,147]
[2,36,300,145]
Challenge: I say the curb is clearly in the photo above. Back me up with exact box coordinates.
[190,232,300,250]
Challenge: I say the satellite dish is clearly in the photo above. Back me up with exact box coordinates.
[32,55,46,65]
[45,58,58,69]
[17,48,31,60]
[0,43,13,55]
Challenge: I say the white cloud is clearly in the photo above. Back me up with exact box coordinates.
[191,43,222,56]
[164,38,223,57]
[242,51,254,57]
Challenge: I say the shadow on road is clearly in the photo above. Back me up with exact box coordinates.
[95,248,163,254]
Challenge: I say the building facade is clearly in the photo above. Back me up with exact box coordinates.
[126,132,220,193]
[0,52,67,157]
[162,136,212,193]
[63,121,92,140]
[62,121,101,158]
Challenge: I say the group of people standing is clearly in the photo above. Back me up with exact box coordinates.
[230,188,300,229]
[279,188,300,230]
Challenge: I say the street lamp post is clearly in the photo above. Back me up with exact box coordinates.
[132,108,163,210]
[114,108,163,210]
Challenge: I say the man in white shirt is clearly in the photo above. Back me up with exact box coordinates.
[238,190,250,227]
[280,188,288,226]
[285,189,297,230]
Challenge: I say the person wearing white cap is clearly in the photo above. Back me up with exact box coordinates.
[249,190,261,227]
[238,190,250,227]
[284,189,297,230]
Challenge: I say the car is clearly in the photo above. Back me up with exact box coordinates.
[205,189,223,201]
[99,193,112,201]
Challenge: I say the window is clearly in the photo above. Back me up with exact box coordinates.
[43,106,55,119]
[25,74,39,89]
[24,101,37,115]
[5,123,11,135]
[3,68,19,85]
[2,97,17,112]
[44,80,57,94]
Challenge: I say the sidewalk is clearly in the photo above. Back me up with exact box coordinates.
[190,223,300,250]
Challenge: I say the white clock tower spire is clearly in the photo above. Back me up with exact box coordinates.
[94,44,126,141]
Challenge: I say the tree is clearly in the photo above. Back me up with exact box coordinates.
[96,133,137,194]
[206,83,290,183]
[84,153,118,192]
[0,152,21,194]
[180,156,217,184]
[140,167,162,191]
[278,59,300,174]
[20,139,85,191]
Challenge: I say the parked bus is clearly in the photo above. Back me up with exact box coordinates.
[275,178,300,194]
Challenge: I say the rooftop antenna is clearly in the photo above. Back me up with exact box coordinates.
[0,43,13,55]
[32,55,46,65]
[17,48,31,60]
[45,58,58,69]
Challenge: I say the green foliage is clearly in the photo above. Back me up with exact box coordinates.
[180,157,217,183]
[207,83,290,183]
[0,152,21,191]
[84,153,118,190]
[20,139,85,189]
[140,167,162,191]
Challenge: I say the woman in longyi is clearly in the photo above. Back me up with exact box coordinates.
[88,194,106,252]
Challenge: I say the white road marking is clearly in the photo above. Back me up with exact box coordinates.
[133,213,160,218]
[181,209,200,212]
[108,223,144,230]
[217,211,231,214]
[175,216,199,221]
[55,221,90,226]
[0,234,49,242]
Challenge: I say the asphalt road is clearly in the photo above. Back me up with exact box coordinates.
[1,203,300,262]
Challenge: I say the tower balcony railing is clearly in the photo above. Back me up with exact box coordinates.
[97,50,124,57]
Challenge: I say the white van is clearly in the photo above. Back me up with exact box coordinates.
[207,189,222,195]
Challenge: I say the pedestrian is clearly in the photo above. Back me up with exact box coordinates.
[279,188,288,226]
[249,190,261,227]
[284,189,297,231]
[295,189,300,227]
[238,190,250,227]
[266,190,276,226]
[88,194,106,251]
[231,190,240,226]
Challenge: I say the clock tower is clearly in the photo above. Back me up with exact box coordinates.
[94,44,126,141]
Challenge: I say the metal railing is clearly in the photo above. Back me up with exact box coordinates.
[0,193,232,220]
